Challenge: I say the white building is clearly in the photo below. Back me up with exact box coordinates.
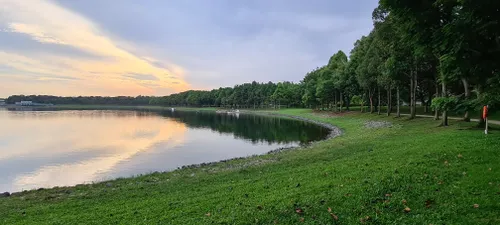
[15,101,33,106]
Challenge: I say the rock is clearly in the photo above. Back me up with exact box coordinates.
[364,121,393,129]
[0,192,10,197]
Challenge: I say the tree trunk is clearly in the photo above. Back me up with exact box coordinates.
[462,77,471,122]
[423,96,428,113]
[377,86,381,115]
[334,91,337,112]
[346,94,351,111]
[410,72,416,119]
[396,86,400,118]
[387,87,391,116]
[369,89,374,114]
[434,77,440,120]
[361,97,364,113]
[476,86,485,127]
[426,91,432,114]
[441,81,448,126]
[340,91,343,112]
[411,71,418,119]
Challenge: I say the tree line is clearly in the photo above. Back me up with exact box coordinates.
[152,0,500,125]
[6,1,499,126]
[5,95,152,105]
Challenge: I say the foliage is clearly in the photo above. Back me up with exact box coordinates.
[431,96,459,112]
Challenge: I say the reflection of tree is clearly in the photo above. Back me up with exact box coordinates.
[6,108,329,145]
[158,111,329,145]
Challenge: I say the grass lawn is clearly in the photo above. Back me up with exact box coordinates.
[1,109,499,224]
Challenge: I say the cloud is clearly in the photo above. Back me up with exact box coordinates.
[0,0,378,96]
[52,0,377,90]
[124,73,159,81]
[0,0,190,96]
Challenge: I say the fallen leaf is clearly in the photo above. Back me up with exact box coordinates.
[205,212,211,217]
[385,193,392,197]
[402,199,407,205]
[295,208,304,214]
[330,213,339,221]
[444,161,449,166]
[328,207,332,213]
[360,216,371,223]
[488,168,492,171]
[299,217,305,222]
[473,204,479,208]
[458,154,463,158]
[463,172,467,176]
[425,199,433,208]
[274,220,279,224]
[404,207,411,213]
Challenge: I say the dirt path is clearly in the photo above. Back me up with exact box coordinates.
[400,114,500,125]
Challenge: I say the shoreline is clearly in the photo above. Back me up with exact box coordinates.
[3,108,342,195]
[177,111,342,170]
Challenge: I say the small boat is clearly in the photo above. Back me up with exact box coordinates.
[171,108,175,112]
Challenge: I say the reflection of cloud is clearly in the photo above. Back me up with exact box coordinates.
[0,0,190,96]
[0,110,187,191]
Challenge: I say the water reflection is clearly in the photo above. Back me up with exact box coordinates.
[0,109,329,192]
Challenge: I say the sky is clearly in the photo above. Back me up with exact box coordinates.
[0,0,378,97]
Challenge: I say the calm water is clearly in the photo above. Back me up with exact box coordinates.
[0,108,329,192]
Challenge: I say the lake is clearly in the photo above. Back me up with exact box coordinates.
[0,108,329,192]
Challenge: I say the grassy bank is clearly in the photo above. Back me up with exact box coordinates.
[1,109,499,224]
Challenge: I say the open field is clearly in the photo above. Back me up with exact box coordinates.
[1,109,499,224]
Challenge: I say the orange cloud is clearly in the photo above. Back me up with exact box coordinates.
[0,0,190,96]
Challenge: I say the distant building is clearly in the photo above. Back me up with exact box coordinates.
[0,99,5,105]
[15,101,33,106]
[14,101,53,106]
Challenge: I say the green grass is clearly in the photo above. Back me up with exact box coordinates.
[1,109,499,224]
